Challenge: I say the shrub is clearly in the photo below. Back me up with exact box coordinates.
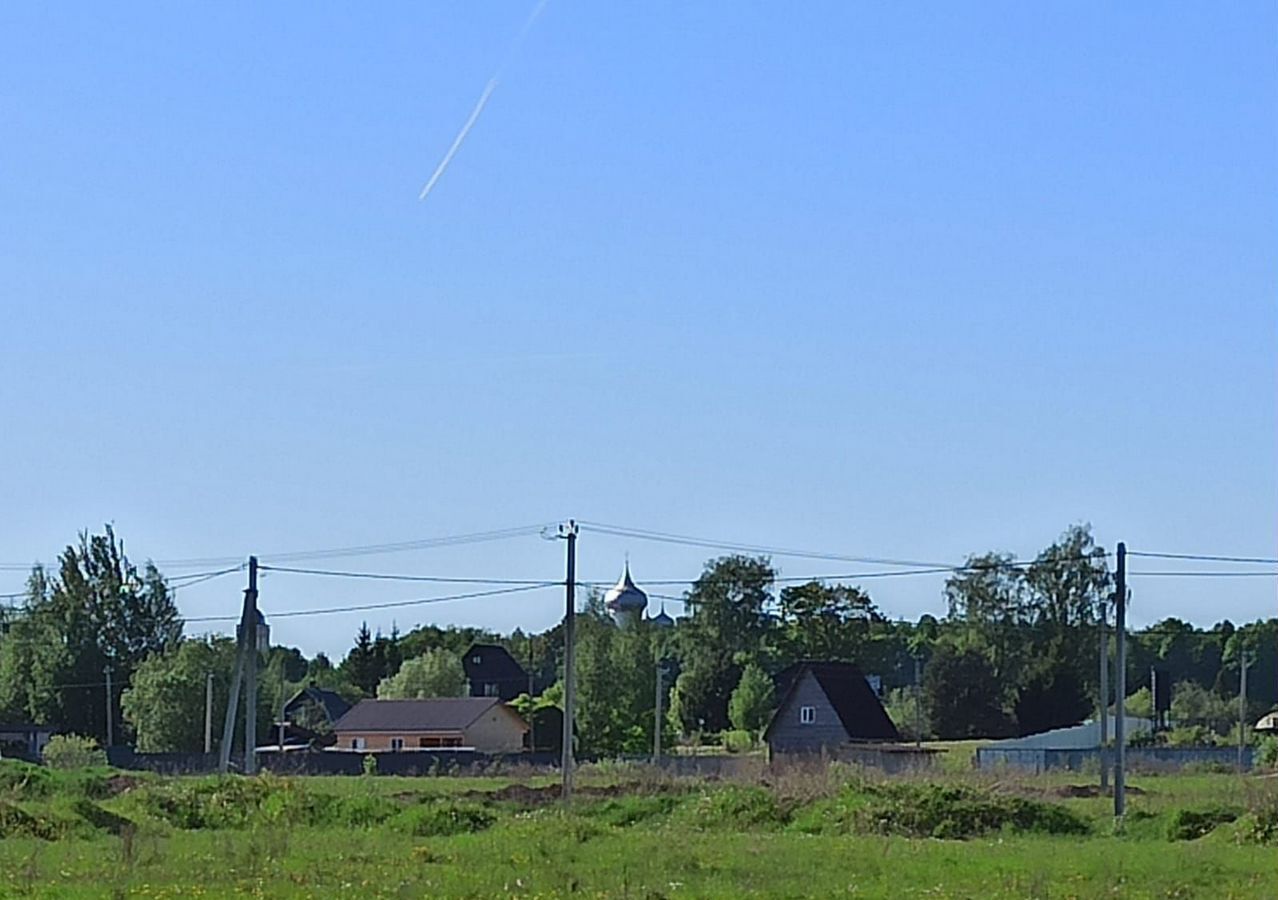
[1256,736,1278,770]
[1241,791,1278,845]
[0,761,55,799]
[1166,805,1240,841]
[0,800,61,840]
[722,730,755,754]
[794,782,1089,840]
[391,801,494,837]
[69,798,134,836]
[686,786,786,830]
[361,754,378,777]
[42,735,107,770]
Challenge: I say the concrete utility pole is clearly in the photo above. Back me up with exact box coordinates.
[558,521,578,803]
[103,665,114,748]
[218,556,258,773]
[244,556,259,774]
[1099,604,1109,792]
[1113,542,1128,820]
[204,671,214,755]
[1239,651,1254,770]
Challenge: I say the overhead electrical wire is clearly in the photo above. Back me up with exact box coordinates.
[183,582,556,624]
[1126,550,1278,566]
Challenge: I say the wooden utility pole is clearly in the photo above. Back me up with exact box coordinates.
[913,655,923,749]
[559,521,578,803]
[218,556,257,773]
[653,656,663,763]
[103,665,114,748]
[1099,604,1109,792]
[1114,542,1127,819]
[204,671,214,755]
[244,556,259,774]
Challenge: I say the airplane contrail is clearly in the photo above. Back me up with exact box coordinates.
[417,0,548,202]
[418,78,499,202]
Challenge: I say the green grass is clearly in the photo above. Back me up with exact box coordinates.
[0,760,1275,897]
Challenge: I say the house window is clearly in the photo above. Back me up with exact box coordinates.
[799,706,816,725]
[351,737,366,750]
[472,655,482,665]
[390,738,404,751]
[483,682,499,697]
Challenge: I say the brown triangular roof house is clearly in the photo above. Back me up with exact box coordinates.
[763,662,900,753]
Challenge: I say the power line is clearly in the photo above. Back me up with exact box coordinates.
[258,564,553,586]
[1129,570,1278,578]
[184,582,556,624]
[1127,550,1278,566]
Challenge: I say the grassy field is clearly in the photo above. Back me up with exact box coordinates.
[0,760,1274,898]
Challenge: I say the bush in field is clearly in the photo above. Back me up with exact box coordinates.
[1256,736,1278,770]
[1166,805,1240,841]
[793,782,1089,840]
[0,760,55,798]
[687,786,786,830]
[136,775,399,830]
[581,795,683,827]
[721,730,755,753]
[42,734,106,770]
[1241,791,1278,845]
[0,800,61,840]
[391,801,494,837]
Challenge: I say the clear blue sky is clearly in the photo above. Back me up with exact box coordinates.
[2,3,1274,659]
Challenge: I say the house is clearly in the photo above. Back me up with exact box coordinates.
[764,662,900,755]
[462,643,530,702]
[0,723,55,761]
[283,685,353,733]
[331,697,528,753]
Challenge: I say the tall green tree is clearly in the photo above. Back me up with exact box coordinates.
[0,527,183,743]
[376,648,465,699]
[922,640,1014,739]
[668,556,775,734]
[777,581,881,663]
[728,662,774,734]
[120,636,258,752]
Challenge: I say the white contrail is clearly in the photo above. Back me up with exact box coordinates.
[418,78,499,201]
[417,0,548,202]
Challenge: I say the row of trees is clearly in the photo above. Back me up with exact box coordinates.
[1,525,1274,755]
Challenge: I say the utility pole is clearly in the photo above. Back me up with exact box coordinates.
[913,655,923,750]
[654,656,664,763]
[527,637,536,753]
[103,665,114,748]
[1239,651,1254,770]
[244,556,259,774]
[558,521,578,803]
[204,672,214,755]
[218,556,258,773]
[1113,542,1127,820]
[1099,603,1109,792]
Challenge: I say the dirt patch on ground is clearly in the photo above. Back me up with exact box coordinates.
[103,774,143,796]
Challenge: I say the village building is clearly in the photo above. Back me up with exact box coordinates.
[764,661,900,755]
[330,697,528,753]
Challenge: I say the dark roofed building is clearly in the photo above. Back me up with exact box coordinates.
[283,685,353,729]
[462,643,529,702]
[764,661,900,755]
[331,697,527,753]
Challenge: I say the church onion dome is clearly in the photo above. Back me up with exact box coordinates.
[650,607,675,629]
[604,563,648,613]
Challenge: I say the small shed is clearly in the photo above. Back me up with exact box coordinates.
[764,662,900,756]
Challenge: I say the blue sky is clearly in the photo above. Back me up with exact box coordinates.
[2,3,1274,658]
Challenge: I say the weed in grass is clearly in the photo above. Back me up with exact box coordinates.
[390,801,495,837]
[1166,805,1241,841]
[685,785,787,830]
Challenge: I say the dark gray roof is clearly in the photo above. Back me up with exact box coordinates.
[765,661,900,743]
[461,643,527,683]
[332,698,515,733]
[284,686,353,723]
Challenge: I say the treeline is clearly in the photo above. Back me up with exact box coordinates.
[1,525,1274,757]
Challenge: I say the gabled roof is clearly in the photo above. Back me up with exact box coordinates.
[764,661,900,743]
[461,643,528,682]
[283,686,353,723]
[332,697,525,734]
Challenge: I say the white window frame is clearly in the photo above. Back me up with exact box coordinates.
[799,706,816,725]
[351,737,366,750]
[390,737,404,751]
